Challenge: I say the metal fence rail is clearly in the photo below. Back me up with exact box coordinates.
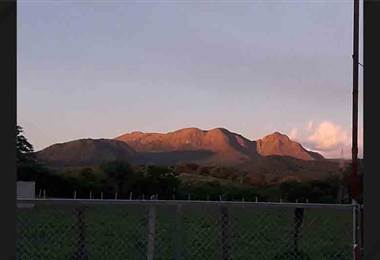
[17,199,357,260]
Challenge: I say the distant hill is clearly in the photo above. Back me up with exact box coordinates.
[256,132,324,161]
[36,127,328,179]
[36,138,138,167]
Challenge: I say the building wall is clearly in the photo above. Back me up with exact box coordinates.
[17,181,35,199]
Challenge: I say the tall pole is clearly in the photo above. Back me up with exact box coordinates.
[352,0,359,203]
[352,0,360,259]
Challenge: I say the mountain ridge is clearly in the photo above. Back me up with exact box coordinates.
[115,127,323,162]
[36,127,325,171]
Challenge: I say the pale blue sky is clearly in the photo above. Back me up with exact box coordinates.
[17,0,363,158]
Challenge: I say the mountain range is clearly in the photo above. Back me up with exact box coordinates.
[115,128,323,163]
[36,127,331,175]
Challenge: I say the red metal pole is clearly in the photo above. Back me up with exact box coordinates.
[352,0,359,204]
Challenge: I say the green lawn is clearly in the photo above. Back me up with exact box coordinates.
[17,202,353,260]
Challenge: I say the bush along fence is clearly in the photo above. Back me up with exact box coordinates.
[17,199,361,260]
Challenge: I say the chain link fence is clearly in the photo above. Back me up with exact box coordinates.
[17,199,357,260]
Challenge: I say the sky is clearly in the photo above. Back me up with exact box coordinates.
[17,0,363,158]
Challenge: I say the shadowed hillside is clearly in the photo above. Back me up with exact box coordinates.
[36,138,138,167]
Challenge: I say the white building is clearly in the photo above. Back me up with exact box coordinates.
[17,181,35,208]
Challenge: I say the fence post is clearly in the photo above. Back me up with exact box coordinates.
[173,204,183,260]
[73,206,88,259]
[147,205,156,260]
[353,202,360,260]
[353,203,364,259]
[220,205,231,260]
[293,207,304,255]
[360,205,364,257]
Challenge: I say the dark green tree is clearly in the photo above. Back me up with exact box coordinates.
[279,181,311,202]
[16,125,48,181]
[16,125,35,164]
[141,165,180,199]
[100,160,135,196]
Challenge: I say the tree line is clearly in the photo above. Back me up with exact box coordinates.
[16,125,361,203]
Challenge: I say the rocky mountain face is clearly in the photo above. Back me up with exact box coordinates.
[115,128,259,166]
[115,128,323,164]
[36,128,325,171]
[256,132,324,161]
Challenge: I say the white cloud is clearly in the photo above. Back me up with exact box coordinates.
[307,121,313,131]
[288,120,364,159]
[285,120,362,159]
[307,121,349,151]
[289,128,298,140]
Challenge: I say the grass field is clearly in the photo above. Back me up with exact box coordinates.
[17,201,353,260]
